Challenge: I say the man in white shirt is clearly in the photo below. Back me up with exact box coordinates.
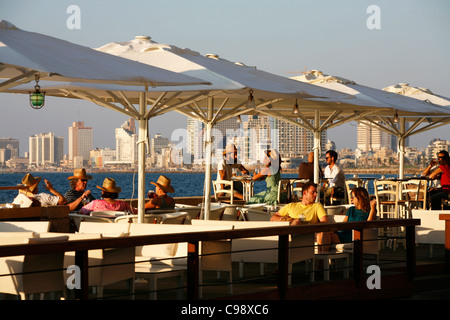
[15,173,67,207]
[216,144,249,200]
[324,150,346,203]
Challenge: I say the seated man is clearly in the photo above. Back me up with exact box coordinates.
[216,144,249,200]
[323,150,346,204]
[271,181,340,251]
[65,168,96,212]
[14,173,67,206]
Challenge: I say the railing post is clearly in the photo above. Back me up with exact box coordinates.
[439,214,450,273]
[187,241,199,300]
[405,225,416,280]
[353,229,363,288]
[278,234,289,299]
[74,250,89,300]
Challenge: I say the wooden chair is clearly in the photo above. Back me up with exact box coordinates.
[277,179,291,204]
[374,180,407,249]
[289,179,309,201]
[213,180,234,204]
[401,179,427,210]
[345,179,366,204]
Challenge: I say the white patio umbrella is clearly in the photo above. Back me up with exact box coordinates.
[382,82,450,176]
[0,21,211,222]
[291,70,450,179]
[0,20,209,91]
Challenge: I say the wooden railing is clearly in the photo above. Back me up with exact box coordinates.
[0,219,420,300]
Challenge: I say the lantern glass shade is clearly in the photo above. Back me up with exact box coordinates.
[30,91,45,108]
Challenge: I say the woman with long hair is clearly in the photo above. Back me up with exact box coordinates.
[247,149,284,205]
[337,187,376,243]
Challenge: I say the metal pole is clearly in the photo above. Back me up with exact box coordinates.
[202,98,214,220]
[313,110,320,184]
[398,117,406,179]
[137,91,147,223]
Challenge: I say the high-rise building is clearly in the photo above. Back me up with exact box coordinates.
[187,118,204,164]
[425,138,450,159]
[273,118,326,158]
[357,120,392,152]
[68,121,93,165]
[214,118,241,150]
[115,118,137,164]
[0,137,19,162]
[243,115,272,164]
[29,132,64,166]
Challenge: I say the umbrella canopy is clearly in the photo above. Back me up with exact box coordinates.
[383,82,450,108]
[0,21,209,91]
[12,36,352,121]
[292,71,450,178]
[0,22,211,222]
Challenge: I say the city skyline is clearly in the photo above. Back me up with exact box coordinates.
[1,1,449,154]
[3,115,448,166]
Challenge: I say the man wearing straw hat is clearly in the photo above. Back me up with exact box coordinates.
[145,175,175,210]
[64,168,96,212]
[14,173,67,206]
[216,144,249,200]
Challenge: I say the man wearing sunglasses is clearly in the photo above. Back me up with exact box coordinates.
[65,168,96,212]
[323,150,346,204]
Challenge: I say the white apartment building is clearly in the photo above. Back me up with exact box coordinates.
[68,121,93,165]
[273,118,326,158]
[243,115,272,164]
[29,132,64,166]
[425,139,450,159]
[115,118,137,164]
[357,120,392,152]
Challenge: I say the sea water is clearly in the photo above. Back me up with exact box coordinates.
[0,171,389,204]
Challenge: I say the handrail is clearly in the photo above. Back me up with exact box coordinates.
[0,219,420,300]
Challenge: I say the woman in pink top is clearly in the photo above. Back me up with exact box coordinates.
[79,178,135,215]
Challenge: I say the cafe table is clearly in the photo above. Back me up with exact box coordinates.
[232,175,255,202]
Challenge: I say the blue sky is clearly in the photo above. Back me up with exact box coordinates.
[1,0,449,156]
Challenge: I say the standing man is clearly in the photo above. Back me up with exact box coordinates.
[298,151,323,185]
[324,150,346,203]
[65,168,95,212]
[216,144,249,200]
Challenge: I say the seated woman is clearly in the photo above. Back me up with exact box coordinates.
[145,175,175,210]
[337,187,377,243]
[79,178,135,215]
[246,149,284,205]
